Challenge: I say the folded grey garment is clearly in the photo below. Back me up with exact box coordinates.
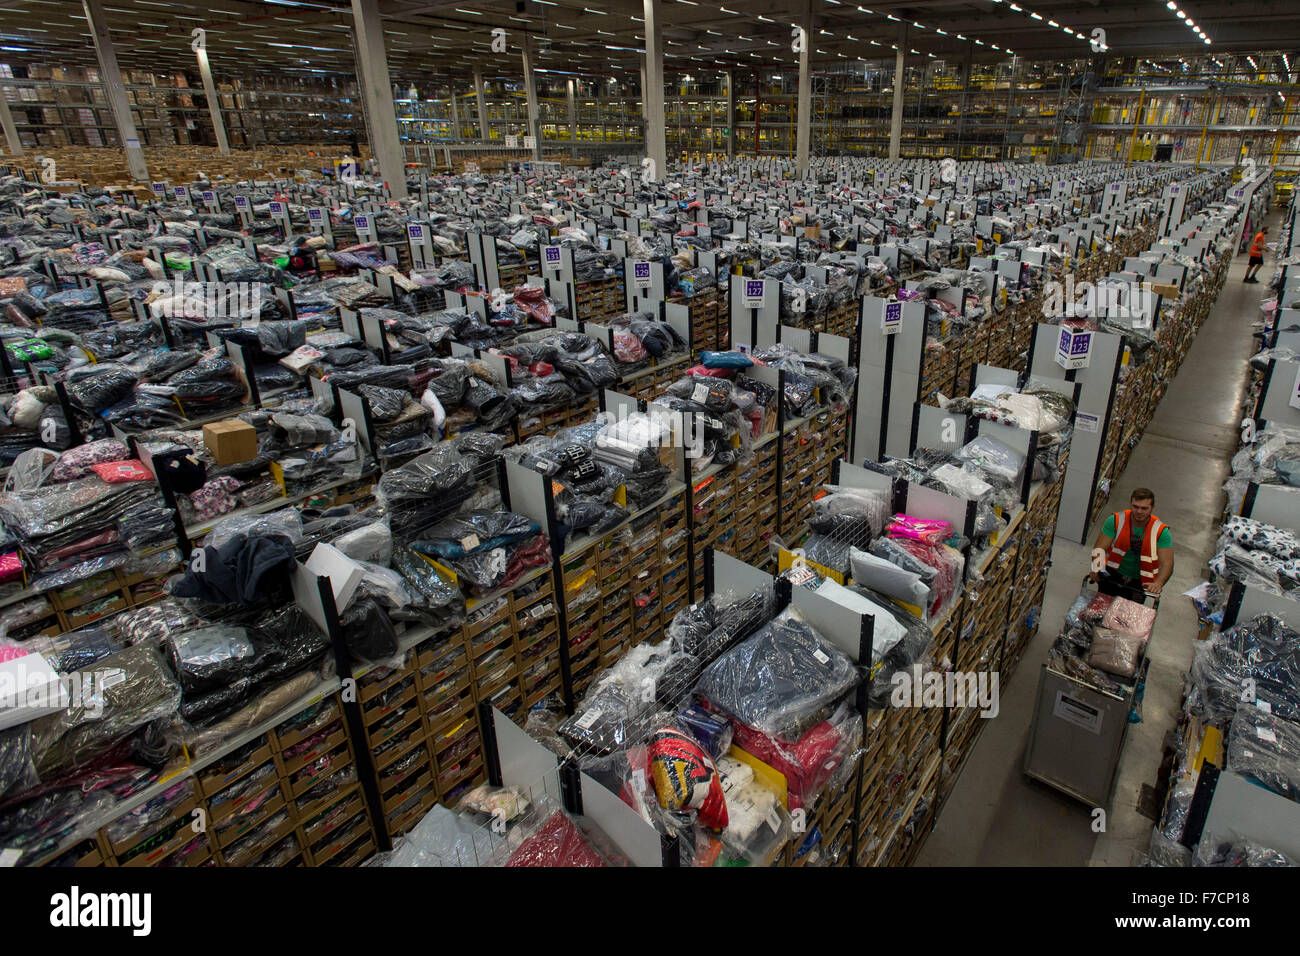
[849,546,931,609]
[869,536,938,583]
[1275,458,1300,487]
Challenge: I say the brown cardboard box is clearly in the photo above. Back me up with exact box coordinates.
[203,419,258,465]
[1145,281,1180,299]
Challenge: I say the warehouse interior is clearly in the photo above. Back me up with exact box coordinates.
[0,0,1295,886]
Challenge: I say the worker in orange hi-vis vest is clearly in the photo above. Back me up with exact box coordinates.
[1244,226,1269,284]
[1086,487,1174,603]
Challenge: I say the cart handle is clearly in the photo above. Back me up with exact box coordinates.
[1081,574,1161,609]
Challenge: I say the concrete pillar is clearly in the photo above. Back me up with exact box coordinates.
[474,69,489,141]
[642,0,667,179]
[725,70,735,159]
[567,79,577,142]
[448,83,460,142]
[521,33,541,161]
[195,45,230,155]
[0,87,22,155]
[82,0,147,180]
[351,0,407,198]
[888,24,908,160]
[795,0,812,177]
[640,65,648,120]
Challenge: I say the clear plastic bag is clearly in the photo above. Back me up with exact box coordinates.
[693,606,860,738]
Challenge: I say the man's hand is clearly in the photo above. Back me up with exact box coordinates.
[1087,570,1099,584]
[1146,581,1163,596]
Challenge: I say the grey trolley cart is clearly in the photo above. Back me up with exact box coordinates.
[1022,579,1159,808]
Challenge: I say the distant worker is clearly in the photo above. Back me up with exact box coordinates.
[1087,487,1173,601]
[1244,226,1269,284]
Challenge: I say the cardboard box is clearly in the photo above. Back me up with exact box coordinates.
[1145,281,1180,299]
[203,419,258,465]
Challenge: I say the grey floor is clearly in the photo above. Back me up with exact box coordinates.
[915,219,1272,867]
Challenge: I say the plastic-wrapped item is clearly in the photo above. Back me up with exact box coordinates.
[728,699,863,812]
[339,596,399,661]
[1193,830,1299,867]
[206,509,303,551]
[957,434,1026,483]
[849,546,930,610]
[887,514,953,545]
[169,533,296,604]
[1101,596,1158,639]
[459,783,530,822]
[51,438,131,482]
[378,803,502,867]
[1226,708,1300,801]
[63,363,138,415]
[333,519,393,565]
[165,625,259,693]
[648,725,728,829]
[1085,627,1146,679]
[27,643,182,779]
[504,810,609,867]
[694,607,860,737]
[885,537,964,619]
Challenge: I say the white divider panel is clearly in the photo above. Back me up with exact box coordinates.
[335,387,373,453]
[973,364,1020,389]
[1203,770,1300,862]
[602,388,639,418]
[789,581,870,661]
[855,296,926,463]
[729,275,779,351]
[898,482,970,533]
[914,404,966,454]
[833,460,895,496]
[780,325,813,353]
[1232,583,1300,629]
[1259,359,1300,429]
[494,705,563,794]
[663,303,691,347]
[818,330,852,365]
[712,549,773,597]
[1028,322,1124,543]
[474,351,512,389]
[290,563,331,636]
[309,375,333,406]
[504,459,554,536]
[579,769,663,868]
[1245,483,1300,532]
[450,342,476,357]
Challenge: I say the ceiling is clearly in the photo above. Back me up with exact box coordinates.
[1,0,1298,86]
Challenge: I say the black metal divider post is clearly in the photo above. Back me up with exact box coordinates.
[311,573,394,853]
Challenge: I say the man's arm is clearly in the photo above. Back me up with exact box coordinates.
[1088,531,1115,582]
[1149,546,1174,595]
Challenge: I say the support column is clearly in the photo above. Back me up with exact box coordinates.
[642,0,667,179]
[448,83,460,142]
[351,0,407,198]
[82,0,147,180]
[640,65,648,120]
[195,44,230,155]
[0,87,22,155]
[566,79,578,142]
[724,70,735,159]
[795,0,812,177]
[888,24,907,160]
[474,69,490,141]
[521,33,542,161]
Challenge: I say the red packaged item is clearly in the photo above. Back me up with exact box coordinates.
[91,460,153,483]
[648,727,728,829]
[505,811,606,867]
[1083,592,1114,622]
[730,719,844,812]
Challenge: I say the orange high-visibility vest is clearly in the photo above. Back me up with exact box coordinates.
[1249,231,1266,257]
[1105,509,1167,584]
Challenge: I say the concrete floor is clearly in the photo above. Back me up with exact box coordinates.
[916,218,1272,867]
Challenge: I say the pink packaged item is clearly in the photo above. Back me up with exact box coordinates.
[1101,596,1157,640]
[887,514,954,546]
[90,460,153,483]
[0,551,23,585]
